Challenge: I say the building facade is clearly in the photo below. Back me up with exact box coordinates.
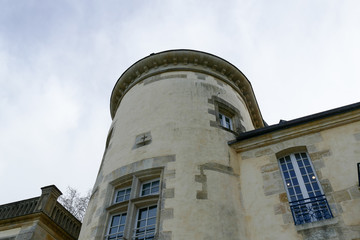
[79,50,360,240]
[0,185,81,240]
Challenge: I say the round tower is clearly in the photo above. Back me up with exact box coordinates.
[79,50,263,240]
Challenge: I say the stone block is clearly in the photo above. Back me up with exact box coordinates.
[261,163,279,173]
[279,193,288,203]
[196,191,208,200]
[333,190,351,202]
[349,186,360,199]
[255,148,273,157]
[161,208,174,220]
[320,179,333,193]
[163,188,175,199]
[195,174,206,183]
[282,213,293,224]
[274,204,286,215]
[341,198,360,226]
[354,133,360,141]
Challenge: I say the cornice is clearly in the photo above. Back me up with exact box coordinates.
[110,49,264,128]
[230,109,360,152]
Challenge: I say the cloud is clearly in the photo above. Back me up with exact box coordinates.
[0,0,359,203]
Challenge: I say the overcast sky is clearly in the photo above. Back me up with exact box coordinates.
[0,0,359,204]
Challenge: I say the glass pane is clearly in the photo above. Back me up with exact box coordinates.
[139,209,147,220]
[151,186,159,194]
[120,214,126,224]
[148,206,157,217]
[138,220,146,228]
[303,159,310,166]
[142,189,150,196]
[292,178,299,185]
[147,218,156,225]
[111,216,120,226]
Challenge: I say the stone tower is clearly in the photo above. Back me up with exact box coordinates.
[79,50,264,240]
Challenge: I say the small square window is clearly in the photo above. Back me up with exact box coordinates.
[219,113,233,130]
[141,179,160,196]
[114,187,131,203]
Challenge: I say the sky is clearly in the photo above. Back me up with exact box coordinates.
[0,0,359,204]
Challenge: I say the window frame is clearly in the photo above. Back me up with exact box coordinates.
[278,151,333,225]
[105,212,127,240]
[218,112,233,130]
[140,179,160,197]
[133,205,158,240]
[114,186,132,204]
[105,169,163,240]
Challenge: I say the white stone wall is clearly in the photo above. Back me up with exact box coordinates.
[79,71,254,240]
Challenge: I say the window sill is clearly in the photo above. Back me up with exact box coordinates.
[219,125,239,136]
[106,200,130,212]
[295,217,338,231]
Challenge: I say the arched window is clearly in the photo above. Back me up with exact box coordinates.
[277,149,333,225]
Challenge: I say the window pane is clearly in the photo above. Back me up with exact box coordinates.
[141,180,160,196]
[278,152,332,225]
[134,206,157,240]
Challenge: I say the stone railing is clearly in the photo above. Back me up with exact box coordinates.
[50,202,81,238]
[0,197,39,220]
[0,185,81,239]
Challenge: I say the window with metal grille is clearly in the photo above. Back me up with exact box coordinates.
[278,152,333,225]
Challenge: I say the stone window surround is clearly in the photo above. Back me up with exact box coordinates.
[274,146,339,231]
[209,95,245,134]
[105,168,163,240]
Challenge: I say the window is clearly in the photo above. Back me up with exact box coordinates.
[210,96,245,133]
[114,187,131,203]
[105,213,127,240]
[141,179,159,196]
[219,112,233,130]
[106,170,161,240]
[278,152,333,225]
[133,205,157,239]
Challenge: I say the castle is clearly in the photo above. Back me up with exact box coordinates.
[79,50,360,240]
[1,49,358,240]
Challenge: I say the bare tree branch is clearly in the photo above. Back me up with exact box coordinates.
[58,186,90,222]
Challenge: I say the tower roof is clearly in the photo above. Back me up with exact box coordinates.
[110,49,264,128]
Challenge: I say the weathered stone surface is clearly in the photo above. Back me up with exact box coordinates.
[333,190,351,202]
[320,179,333,194]
[341,198,360,226]
[163,188,175,199]
[261,163,279,173]
[196,191,208,200]
[274,204,286,215]
[161,208,174,220]
[354,133,360,141]
[349,186,360,199]
[309,150,331,160]
[279,193,288,203]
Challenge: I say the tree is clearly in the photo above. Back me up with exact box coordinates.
[58,186,90,222]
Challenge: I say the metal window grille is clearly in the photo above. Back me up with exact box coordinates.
[290,195,333,225]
